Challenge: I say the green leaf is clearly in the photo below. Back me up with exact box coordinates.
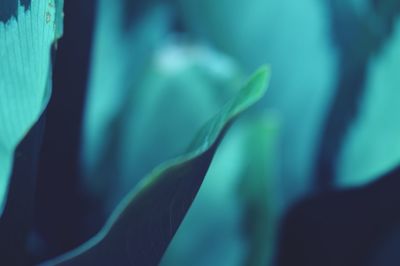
[338,20,400,187]
[176,0,336,199]
[82,1,171,192]
[159,119,251,266]
[42,66,270,266]
[238,115,280,266]
[0,0,63,217]
[0,0,63,263]
[84,22,243,214]
[160,114,280,266]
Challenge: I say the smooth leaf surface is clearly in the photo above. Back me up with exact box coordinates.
[338,19,400,187]
[160,114,280,266]
[160,120,250,266]
[43,66,270,266]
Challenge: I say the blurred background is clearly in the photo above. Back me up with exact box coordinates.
[3,0,400,265]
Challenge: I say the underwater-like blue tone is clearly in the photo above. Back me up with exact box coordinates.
[1,0,400,265]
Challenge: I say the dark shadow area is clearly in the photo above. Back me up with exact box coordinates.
[0,115,44,266]
[32,0,99,262]
[278,165,400,266]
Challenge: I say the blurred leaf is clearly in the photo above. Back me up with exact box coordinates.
[85,34,243,215]
[314,0,400,188]
[239,115,280,266]
[81,0,171,205]
[177,0,336,202]
[338,19,400,187]
[42,66,270,266]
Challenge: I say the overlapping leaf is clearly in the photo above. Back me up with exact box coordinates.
[43,66,270,266]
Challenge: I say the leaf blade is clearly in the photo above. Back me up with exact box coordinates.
[44,66,270,266]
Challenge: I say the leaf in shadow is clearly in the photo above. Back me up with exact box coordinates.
[42,66,270,266]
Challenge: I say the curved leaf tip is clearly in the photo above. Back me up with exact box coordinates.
[229,65,270,118]
[42,65,270,266]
